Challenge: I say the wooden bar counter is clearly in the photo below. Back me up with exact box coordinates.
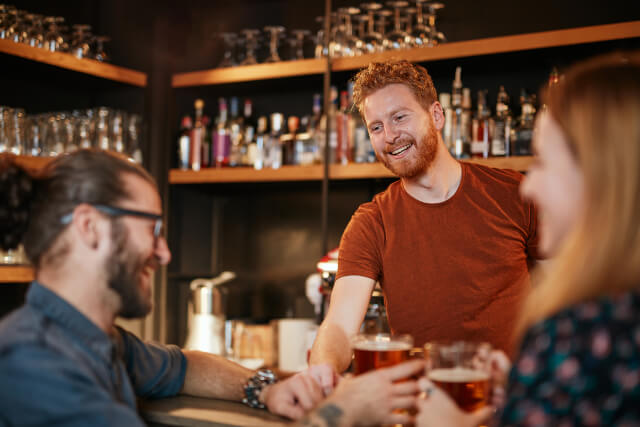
[140,395,291,427]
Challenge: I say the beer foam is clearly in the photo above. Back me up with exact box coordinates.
[353,340,412,351]
[428,368,490,383]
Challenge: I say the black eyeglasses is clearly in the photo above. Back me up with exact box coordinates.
[61,204,164,239]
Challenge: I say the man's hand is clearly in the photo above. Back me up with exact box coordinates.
[260,369,325,420]
[317,360,425,427]
[415,378,494,427]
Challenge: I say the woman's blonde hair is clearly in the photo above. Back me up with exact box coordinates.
[518,51,640,334]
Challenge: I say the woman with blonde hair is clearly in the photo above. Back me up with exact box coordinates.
[416,51,640,426]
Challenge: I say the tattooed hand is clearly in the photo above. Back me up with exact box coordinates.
[298,359,425,427]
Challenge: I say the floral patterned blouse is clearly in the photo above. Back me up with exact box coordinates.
[500,290,640,426]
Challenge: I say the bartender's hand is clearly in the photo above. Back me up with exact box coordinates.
[313,360,425,427]
[259,369,325,420]
[308,363,341,396]
[416,378,494,427]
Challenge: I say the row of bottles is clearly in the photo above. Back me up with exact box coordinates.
[441,66,549,159]
[177,84,375,171]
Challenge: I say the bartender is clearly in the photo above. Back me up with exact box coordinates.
[309,60,540,392]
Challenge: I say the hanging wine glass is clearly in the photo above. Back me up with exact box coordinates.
[240,29,260,65]
[386,1,409,50]
[264,26,285,63]
[359,3,384,54]
[218,32,237,68]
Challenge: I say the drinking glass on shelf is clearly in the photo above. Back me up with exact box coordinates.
[239,29,260,65]
[425,341,492,412]
[376,9,393,51]
[94,35,110,62]
[289,29,309,60]
[95,107,111,151]
[314,16,328,58]
[71,24,93,59]
[411,0,431,47]
[110,110,125,154]
[43,16,65,52]
[425,1,446,46]
[359,3,384,53]
[75,114,93,150]
[338,7,361,57]
[263,26,285,63]
[25,14,44,48]
[386,1,409,50]
[8,108,25,155]
[127,113,143,164]
[0,106,11,153]
[0,5,15,40]
[218,32,237,68]
[352,333,413,375]
[25,115,43,156]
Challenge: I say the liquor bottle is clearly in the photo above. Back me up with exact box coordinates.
[327,86,338,164]
[282,116,299,165]
[459,87,472,158]
[451,66,466,159]
[439,92,453,153]
[268,113,284,169]
[213,98,230,168]
[512,89,535,156]
[348,81,372,164]
[490,86,512,157]
[242,99,256,167]
[309,94,324,164]
[470,90,490,158]
[229,97,243,167]
[178,115,192,170]
[253,116,268,170]
[190,99,204,171]
[336,90,353,165]
[201,114,211,168]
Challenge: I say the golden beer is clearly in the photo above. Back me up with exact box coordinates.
[352,334,413,375]
[428,367,490,412]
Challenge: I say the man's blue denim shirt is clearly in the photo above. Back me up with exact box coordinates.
[0,281,186,426]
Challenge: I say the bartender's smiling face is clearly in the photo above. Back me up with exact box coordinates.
[520,111,585,256]
[104,173,171,318]
[363,83,440,178]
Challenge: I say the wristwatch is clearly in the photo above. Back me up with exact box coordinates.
[242,369,278,409]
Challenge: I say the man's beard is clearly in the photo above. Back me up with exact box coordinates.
[106,220,153,318]
[377,124,439,178]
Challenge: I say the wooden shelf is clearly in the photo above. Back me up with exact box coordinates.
[332,21,640,71]
[0,266,34,283]
[169,164,325,183]
[169,157,532,183]
[0,39,147,87]
[172,58,326,88]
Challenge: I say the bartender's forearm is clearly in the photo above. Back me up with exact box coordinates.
[180,350,253,400]
[309,322,353,373]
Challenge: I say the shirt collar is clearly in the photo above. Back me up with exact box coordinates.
[26,281,115,360]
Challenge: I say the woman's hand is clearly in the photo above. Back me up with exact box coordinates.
[415,378,494,427]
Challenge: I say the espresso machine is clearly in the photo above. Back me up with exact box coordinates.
[313,249,389,333]
[184,271,236,355]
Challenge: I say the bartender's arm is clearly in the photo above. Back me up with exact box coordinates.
[308,275,376,391]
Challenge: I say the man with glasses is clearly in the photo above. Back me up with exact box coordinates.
[0,150,329,425]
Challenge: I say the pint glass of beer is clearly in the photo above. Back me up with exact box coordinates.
[352,333,413,375]
[425,341,491,412]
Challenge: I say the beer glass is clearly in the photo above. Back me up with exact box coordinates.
[425,341,491,412]
[352,333,413,375]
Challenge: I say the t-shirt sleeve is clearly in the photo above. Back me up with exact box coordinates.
[336,202,385,281]
[0,344,145,427]
[116,326,187,398]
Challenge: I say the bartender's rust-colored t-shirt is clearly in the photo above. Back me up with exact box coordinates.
[337,162,539,354]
